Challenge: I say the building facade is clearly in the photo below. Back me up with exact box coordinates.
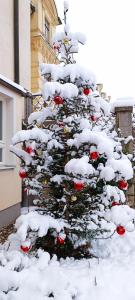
[0,0,60,228]
[0,0,31,228]
[31,0,60,93]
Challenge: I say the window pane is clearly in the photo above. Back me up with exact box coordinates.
[0,101,2,140]
[45,19,49,42]
[0,148,2,162]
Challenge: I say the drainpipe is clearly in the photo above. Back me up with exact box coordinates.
[14,0,19,84]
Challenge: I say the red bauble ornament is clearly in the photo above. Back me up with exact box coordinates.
[58,122,64,127]
[74,182,85,190]
[83,88,91,96]
[20,245,31,253]
[25,146,33,154]
[19,169,27,179]
[54,96,64,105]
[53,43,60,51]
[112,201,120,207]
[118,180,128,190]
[56,236,65,245]
[91,115,97,122]
[116,225,125,235]
[90,151,99,160]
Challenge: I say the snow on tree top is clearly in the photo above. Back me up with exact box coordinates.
[53,31,87,46]
[64,0,69,12]
[40,63,96,88]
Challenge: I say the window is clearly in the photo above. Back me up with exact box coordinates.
[0,92,15,168]
[44,18,50,42]
[0,100,5,164]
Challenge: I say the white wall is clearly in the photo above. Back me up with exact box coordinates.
[0,0,14,80]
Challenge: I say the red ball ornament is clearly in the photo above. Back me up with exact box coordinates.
[118,180,128,190]
[53,44,60,51]
[91,115,97,122]
[19,169,27,179]
[83,88,91,96]
[112,201,120,207]
[56,236,65,245]
[20,245,31,253]
[54,96,64,105]
[116,225,125,235]
[58,122,64,127]
[74,182,85,191]
[25,146,33,154]
[90,151,99,161]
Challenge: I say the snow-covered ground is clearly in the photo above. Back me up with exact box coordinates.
[0,217,135,300]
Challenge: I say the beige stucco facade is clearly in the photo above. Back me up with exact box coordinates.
[0,0,31,90]
[0,1,14,81]
[31,0,60,92]
[0,0,31,227]
[0,0,60,227]
[0,85,24,210]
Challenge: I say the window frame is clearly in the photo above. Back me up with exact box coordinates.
[44,17,50,43]
[0,91,16,169]
[0,99,6,165]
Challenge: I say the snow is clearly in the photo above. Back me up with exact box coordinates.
[53,31,87,46]
[65,156,95,176]
[12,128,51,145]
[0,73,27,94]
[10,146,32,165]
[42,82,78,101]
[67,129,115,158]
[1,228,135,299]
[104,185,126,202]
[105,205,135,226]
[111,97,135,112]
[106,156,133,180]
[100,166,115,181]
[28,108,55,125]
[15,211,66,241]
[40,63,96,88]
[47,139,64,150]
[50,175,65,185]
[64,1,69,12]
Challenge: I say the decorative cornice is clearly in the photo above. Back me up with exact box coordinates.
[42,0,60,25]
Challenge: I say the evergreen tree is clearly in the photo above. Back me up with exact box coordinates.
[11,2,134,259]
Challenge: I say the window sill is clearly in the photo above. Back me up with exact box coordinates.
[0,165,16,171]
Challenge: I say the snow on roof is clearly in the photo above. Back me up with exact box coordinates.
[0,74,29,96]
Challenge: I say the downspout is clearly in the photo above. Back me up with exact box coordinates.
[14,0,19,84]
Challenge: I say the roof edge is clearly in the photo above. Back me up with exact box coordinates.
[0,74,32,97]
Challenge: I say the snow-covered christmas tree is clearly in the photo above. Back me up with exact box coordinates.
[11,1,134,259]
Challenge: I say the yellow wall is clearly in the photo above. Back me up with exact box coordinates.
[31,0,60,92]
